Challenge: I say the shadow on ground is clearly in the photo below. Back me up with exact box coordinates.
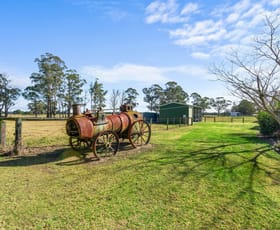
[0,142,142,167]
[0,148,67,167]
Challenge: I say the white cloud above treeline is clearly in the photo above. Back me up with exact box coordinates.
[145,0,280,59]
[81,63,212,84]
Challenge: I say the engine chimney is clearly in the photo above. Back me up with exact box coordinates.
[72,104,81,116]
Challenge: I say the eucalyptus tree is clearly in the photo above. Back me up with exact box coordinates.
[61,69,86,117]
[190,92,211,114]
[0,73,21,117]
[123,87,139,108]
[28,53,66,117]
[89,78,107,111]
[190,92,202,106]
[22,85,42,117]
[210,97,232,116]
[232,99,256,116]
[143,84,163,112]
[161,81,188,104]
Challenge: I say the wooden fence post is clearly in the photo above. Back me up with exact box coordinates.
[14,118,22,155]
[166,118,169,130]
[0,120,6,148]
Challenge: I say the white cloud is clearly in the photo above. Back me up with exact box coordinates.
[270,0,280,6]
[231,0,251,14]
[226,13,239,23]
[191,52,210,60]
[145,0,198,24]
[0,66,31,89]
[181,3,199,15]
[147,0,279,59]
[81,63,213,84]
[81,63,169,84]
[170,20,226,46]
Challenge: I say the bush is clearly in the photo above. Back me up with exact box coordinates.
[257,111,280,136]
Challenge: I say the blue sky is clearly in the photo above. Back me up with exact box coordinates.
[0,0,279,111]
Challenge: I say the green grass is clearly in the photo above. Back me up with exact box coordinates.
[0,122,279,229]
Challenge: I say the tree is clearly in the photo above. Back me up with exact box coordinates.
[27,100,46,115]
[232,99,256,116]
[190,92,211,114]
[89,78,107,110]
[210,97,232,116]
[119,90,126,107]
[110,89,121,113]
[190,92,201,106]
[62,69,86,117]
[143,84,163,112]
[123,88,139,108]
[22,85,42,117]
[0,73,21,117]
[161,81,188,104]
[28,53,66,118]
[210,16,280,124]
[200,97,211,114]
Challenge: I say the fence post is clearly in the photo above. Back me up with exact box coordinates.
[150,118,152,128]
[0,120,6,148]
[166,118,169,130]
[14,118,22,155]
[242,117,245,123]
[214,117,216,122]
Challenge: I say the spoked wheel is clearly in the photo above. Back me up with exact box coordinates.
[69,136,92,151]
[128,120,151,148]
[93,131,119,159]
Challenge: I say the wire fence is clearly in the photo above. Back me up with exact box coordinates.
[0,116,258,152]
[203,116,257,123]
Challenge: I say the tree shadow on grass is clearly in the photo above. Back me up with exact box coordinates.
[114,133,280,227]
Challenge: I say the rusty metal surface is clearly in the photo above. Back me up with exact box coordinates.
[66,104,149,148]
[66,115,94,139]
[106,115,122,133]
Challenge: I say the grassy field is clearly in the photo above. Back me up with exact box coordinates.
[0,121,279,229]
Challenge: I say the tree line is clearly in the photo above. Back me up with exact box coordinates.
[0,53,254,118]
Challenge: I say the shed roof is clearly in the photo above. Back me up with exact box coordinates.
[160,102,189,108]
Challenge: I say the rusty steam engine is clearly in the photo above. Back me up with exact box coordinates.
[66,104,151,159]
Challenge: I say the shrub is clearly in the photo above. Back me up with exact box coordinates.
[257,111,280,136]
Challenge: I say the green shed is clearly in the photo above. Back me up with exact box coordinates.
[159,102,190,125]
[159,102,202,125]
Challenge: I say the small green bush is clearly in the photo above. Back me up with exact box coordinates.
[257,111,280,136]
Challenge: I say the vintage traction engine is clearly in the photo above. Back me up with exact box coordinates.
[66,104,151,159]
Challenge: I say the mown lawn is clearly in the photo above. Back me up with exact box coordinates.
[0,121,279,229]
